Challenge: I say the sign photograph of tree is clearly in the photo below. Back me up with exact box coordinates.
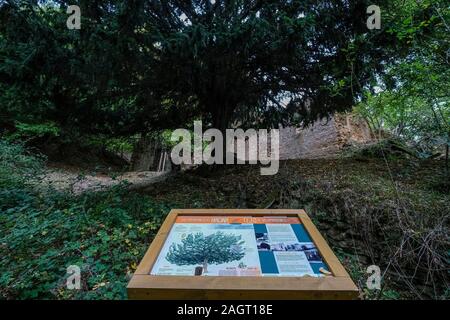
[166,232,245,275]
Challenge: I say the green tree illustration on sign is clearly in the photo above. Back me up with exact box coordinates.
[166,232,245,274]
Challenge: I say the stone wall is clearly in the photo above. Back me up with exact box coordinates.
[282,114,374,159]
[238,113,374,161]
[279,117,341,159]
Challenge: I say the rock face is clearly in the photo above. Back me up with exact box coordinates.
[280,113,374,159]
[132,113,374,167]
[240,113,374,161]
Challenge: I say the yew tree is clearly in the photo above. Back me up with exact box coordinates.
[146,0,398,132]
[1,0,405,139]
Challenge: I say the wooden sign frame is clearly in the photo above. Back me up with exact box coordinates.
[127,209,359,300]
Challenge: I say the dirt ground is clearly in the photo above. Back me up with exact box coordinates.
[40,164,169,194]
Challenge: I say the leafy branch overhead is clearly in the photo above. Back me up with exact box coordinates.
[0,0,411,137]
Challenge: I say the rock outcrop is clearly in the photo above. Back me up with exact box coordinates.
[280,113,374,159]
[240,113,374,161]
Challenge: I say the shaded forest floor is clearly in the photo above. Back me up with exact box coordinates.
[40,164,168,194]
[1,138,448,300]
[141,156,449,299]
[144,157,448,212]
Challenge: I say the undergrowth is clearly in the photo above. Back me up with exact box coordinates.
[0,140,171,299]
[1,139,448,300]
[143,145,450,299]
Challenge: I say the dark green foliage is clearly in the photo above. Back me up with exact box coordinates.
[0,0,403,139]
[0,1,444,139]
[0,140,45,190]
[0,140,171,299]
[355,0,449,160]
[146,0,398,131]
[1,188,170,299]
[342,139,423,160]
[0,0,162,137]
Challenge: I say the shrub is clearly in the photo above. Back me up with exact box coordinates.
[0,139,171,299]
[0,140,44,189]
[278,163,449,299]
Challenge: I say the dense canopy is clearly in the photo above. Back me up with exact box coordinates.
[0,0,411,134]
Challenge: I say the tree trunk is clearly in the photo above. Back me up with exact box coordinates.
[131,135,156,171]
[212,105,233,165]
[202,259,208,274]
